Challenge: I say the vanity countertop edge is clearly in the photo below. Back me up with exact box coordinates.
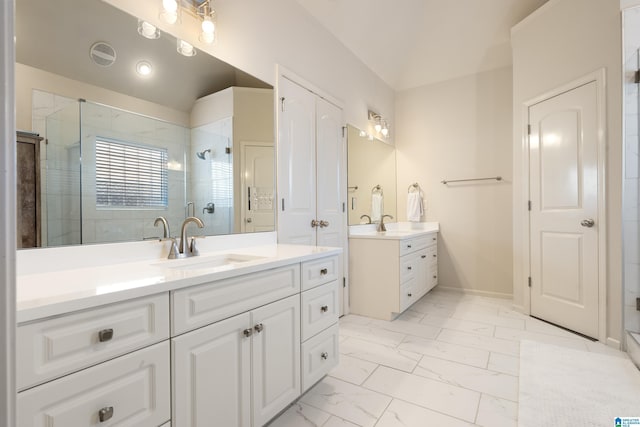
[17,243,342,324]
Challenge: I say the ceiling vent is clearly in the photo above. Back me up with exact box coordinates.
[89,42,117,67]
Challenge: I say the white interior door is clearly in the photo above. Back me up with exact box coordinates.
[277,78,317,245]
[241,142,274,233]
[529,81,600,338]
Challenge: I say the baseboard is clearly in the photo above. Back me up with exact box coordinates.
[434,286,513,300]
[606,337,621,350]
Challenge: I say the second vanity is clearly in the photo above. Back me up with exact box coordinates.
[349,222,439,321]
[15,232,341,427]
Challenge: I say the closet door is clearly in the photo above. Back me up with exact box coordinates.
[315,98,344,249]
[277,78,317,245]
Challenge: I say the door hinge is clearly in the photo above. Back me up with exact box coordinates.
[280,97,285,112]
[342,202,345,212]
[528,200,532,211]
[281,198,285,211]
[528,277,532,288]
[343,277,346,288]
[342,126,347,138]
[636,297,640,311]
[527,124,531,135]
[635,70,640,84]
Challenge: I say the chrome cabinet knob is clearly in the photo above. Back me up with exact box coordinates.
[243,328,253,338]
[581,218,595,228]
[321,352,329,360]
[98,406,114,422]
[421,255,426,259]
[320,268,328,275]
[407,266,412,270]
[408,293,412,297]
[246,218,252,223]
[320,305,329,313]
[98,328,114,343]
[254,323,264,333]
[311,219,320,228]
[319,220,330,228]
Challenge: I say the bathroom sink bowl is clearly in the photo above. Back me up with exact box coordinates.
[156,253,266,271]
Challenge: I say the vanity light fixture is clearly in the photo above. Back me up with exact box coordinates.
[368,110,390,140]
[177,39,196,57]
[159,0,217,45]
[136,60,153,76]
[137,20,161,39]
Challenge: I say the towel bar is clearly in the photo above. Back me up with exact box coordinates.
[441,176,502,184]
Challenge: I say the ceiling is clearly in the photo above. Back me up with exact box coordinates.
[15,0,270,113]
[294,0,549,91]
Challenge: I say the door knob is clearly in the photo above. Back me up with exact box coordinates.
[581,219,595,228]
[254,323,264,333]
[319,220,330,228]
[311,219,320,228]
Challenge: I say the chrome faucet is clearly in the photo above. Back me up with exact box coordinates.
[360,214,372,224]
[153,216,171,239]
[176,216,205,258]
[378,214,394,232]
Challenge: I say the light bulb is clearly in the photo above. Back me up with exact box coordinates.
[136,60,153,76]
[202,16,215,34]
[374,123,382,133]
[381,127,389,137]
[359,130,367,137]
[161,0,178,24]
[137,20,160,39]
[177,39,196,57]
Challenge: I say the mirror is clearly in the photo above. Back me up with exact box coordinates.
[15,0,275,248]
[346,125,397,225]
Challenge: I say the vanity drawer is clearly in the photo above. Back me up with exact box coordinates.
[400,279,418,312]
[17,341,170,427]
[399,236,429,256]
[301,322,339,392]
[172,264,300,335]
[301,255,339,291]
[17,293,169,391]
[301,280,339,341]
[400,253,418,283]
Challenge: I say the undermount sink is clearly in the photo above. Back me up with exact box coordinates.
[156,253,266,271]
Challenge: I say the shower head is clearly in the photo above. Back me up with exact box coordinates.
[196,149,211,160]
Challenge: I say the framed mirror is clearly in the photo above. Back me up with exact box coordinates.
[15,0,275,248]
[346,125,397,225]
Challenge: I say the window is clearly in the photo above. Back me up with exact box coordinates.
[95,138,168,208]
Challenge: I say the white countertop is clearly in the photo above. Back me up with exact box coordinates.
[349,221,439,240]
[17,243,341,324]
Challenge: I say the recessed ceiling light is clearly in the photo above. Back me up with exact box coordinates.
[137,20,160,40]
[136,60,153,77]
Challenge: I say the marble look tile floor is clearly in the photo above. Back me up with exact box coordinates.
[268,288,631,427]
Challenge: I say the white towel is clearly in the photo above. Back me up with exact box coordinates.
[407,192,423,222]
[371,193,383,222]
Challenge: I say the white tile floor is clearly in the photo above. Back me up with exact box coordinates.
[268,288,630,427]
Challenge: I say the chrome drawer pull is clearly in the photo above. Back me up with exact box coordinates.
[433,254,437,258]
[98,329,114,343]
[254,323,264,333]
[421,255,426,259]
[433,275,437,279]
[408,293,412,297]
[243,328,253,338]
[407,244,412,249]
[321,352,329,360]
[98,406,114,422]
[320,305,329,313]
[320,268,328,275]
[407,266,412,270]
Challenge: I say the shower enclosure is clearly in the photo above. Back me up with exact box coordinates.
[41,97,233,246]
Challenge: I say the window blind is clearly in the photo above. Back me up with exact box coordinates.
[95,138,168,208]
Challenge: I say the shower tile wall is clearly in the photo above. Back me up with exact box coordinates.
[190,117,234,236]
[623,7,640,334]
[79,102,188,244]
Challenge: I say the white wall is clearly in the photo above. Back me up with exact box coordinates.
[395,67,514,297]
[103,0,395,135]
[0,0,16,424]
[511,0,623,344]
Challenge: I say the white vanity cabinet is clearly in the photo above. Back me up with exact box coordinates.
[349,232,438,320]
[172,294,300,427]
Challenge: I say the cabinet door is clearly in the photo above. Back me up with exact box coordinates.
[315,97,344,250]
[277,77,317,245]
[172,313,251,427]
[251,295,301,426]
